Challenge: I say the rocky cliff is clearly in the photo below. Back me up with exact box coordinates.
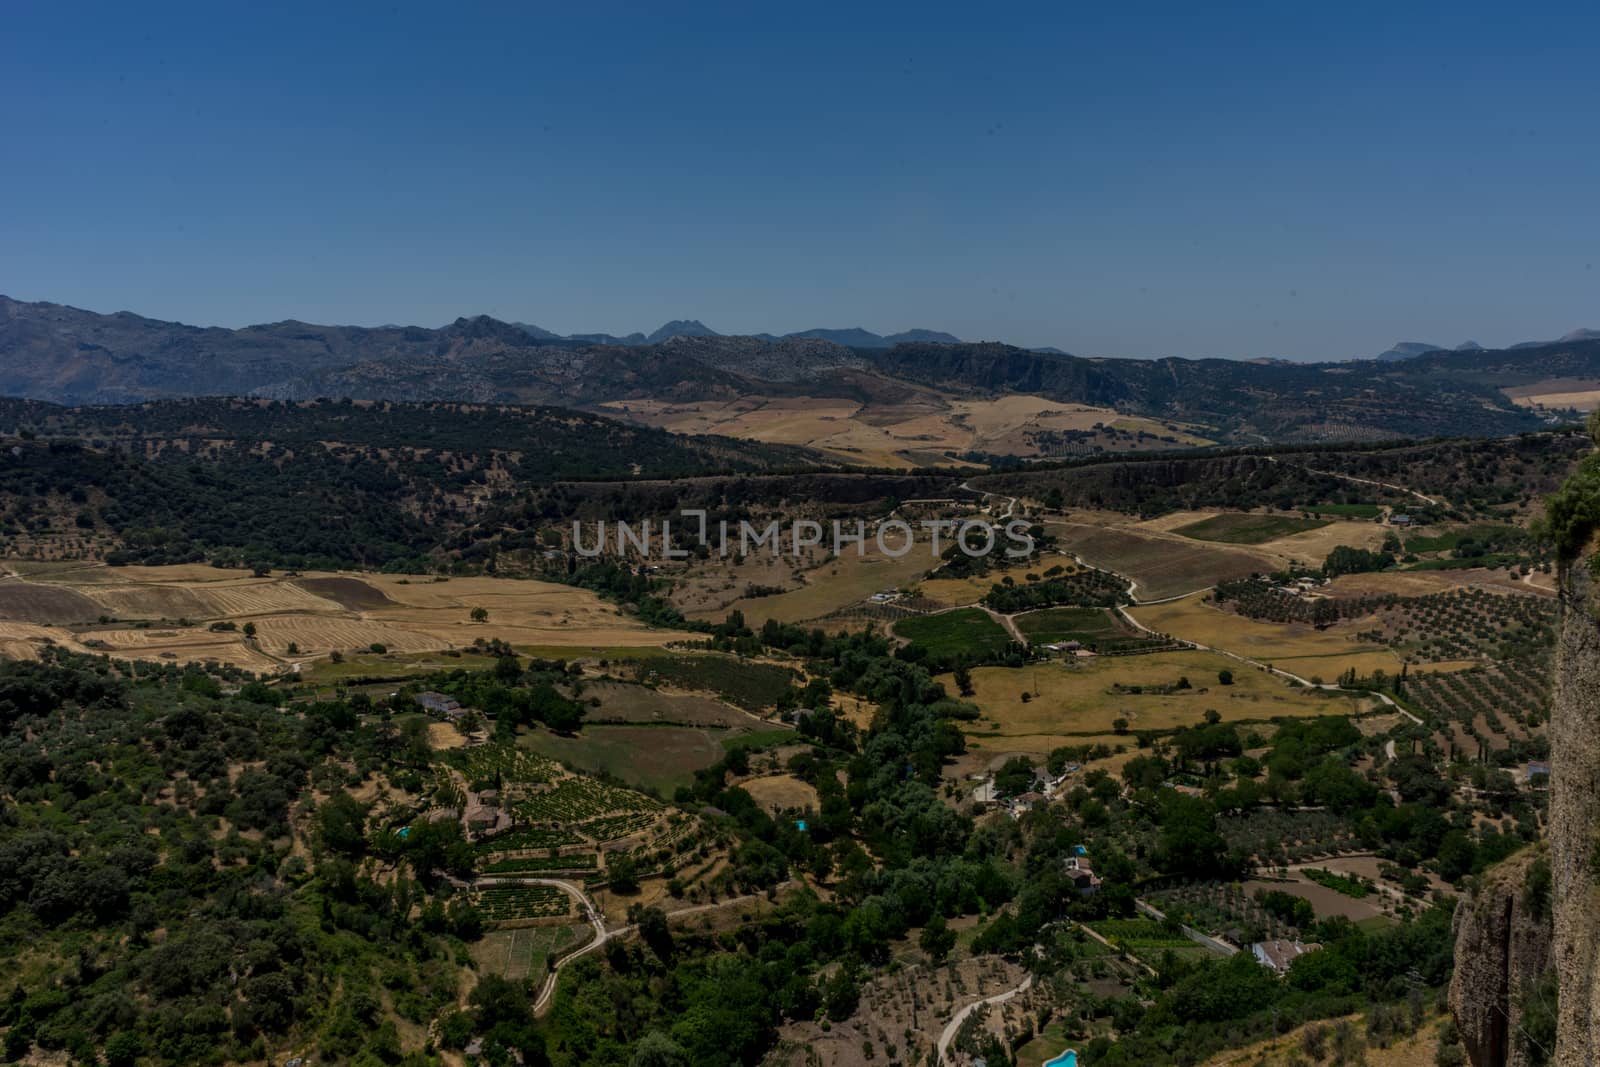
[1541,416,1600,1066]
[1449,848,1553,1067]
[1550,560,1600,1066]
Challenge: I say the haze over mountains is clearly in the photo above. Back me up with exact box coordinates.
[4,293,1600,447]
[509,319,968,349]
[1375,329,1600,361]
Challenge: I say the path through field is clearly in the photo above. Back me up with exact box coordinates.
[937,974,1033,1065]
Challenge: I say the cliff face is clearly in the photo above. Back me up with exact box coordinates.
[1551,558,1600,1066]
[1449,848,1554,1067]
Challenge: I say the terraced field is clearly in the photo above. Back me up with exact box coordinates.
[472,884,573,922]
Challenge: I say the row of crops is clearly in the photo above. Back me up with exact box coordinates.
[446,743,559,787]
[472,884,572,921]
[1213,581,1555,664]
[481,854,599,875]
[1142,882,1304,945]
[1405,656,1551,736]
[475,826,585,854]
[1218,809,1361,865]
[512,777,661,825]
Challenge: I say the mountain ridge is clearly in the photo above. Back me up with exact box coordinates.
[5,294,1598,445]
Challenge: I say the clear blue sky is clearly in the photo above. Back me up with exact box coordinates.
[2,1,1596,360]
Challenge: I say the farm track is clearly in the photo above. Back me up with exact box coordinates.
[936,973,1033,1066]
[1115,604,1423,726]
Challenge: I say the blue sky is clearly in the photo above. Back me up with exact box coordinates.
[2,1,1596,360]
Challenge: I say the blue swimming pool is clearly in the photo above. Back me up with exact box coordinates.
[1042,1050,1077,1067]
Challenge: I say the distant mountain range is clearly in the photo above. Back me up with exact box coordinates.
[508,319,967,349]
[1376,330,1598,361]
[4,294,1599,445]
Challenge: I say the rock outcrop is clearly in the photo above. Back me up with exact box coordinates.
[1550,556,1600,1066]
[1449,847,1553,1067]
[1541,413,1600,1066]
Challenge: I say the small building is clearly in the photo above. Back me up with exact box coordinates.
[416,691,461,715]
[1523,761,1551,787]
[1389,514,1414,526]
[1064,855,1101,895]
[1252,939,1321,974]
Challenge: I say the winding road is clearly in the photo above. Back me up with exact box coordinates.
[936,974,1033,1065]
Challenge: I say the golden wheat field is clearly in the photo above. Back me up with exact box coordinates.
[0,561,695,671]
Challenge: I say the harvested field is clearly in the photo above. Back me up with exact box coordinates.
[294,576,395,609]
[1047,521,1276,601]
[74,626,281,670]
[1505,377,1600,411]
[0,561,696,672]
[741,774,820,812]
[0,581,103,624]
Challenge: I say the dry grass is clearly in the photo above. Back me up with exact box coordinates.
[599,393,1210,469]
[953,650,1373,740]
[694,545,932,626]
[1259,519,1391,565]
[427,722,468,750]
[1131,594,1398,673]
[1200,1012,1441,1066]
[741,774,820,812]
[1505,377,1600,411]
[917,561,1052,607]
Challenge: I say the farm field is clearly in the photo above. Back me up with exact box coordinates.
[1174,513,1329,545]
[1504,376,1600,411]
[1254,519,1391,565]
[1013,606,1128,645]
[1328,566,1555,600]
[0,562,695,671]
[470,924,591,980]
[917,561,1043,607]
[1134,592,1487,681]
[893,608,1014,662]
[1130,594,1406,678]
[579,678,769,728]
[1046,521,1277,601]
[694,543,932,626]
[1240,876,1389,924]
[952,649,1374,740]
[518,721,781,794]
[609,654,800,712]
[741,773,821,813]
[598,392,1208,468]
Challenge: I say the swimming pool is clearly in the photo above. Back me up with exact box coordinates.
[1042,1050,1078,1067]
